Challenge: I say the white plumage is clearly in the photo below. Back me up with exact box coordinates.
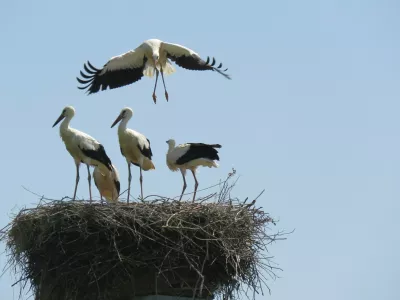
[166,139,222,202]
[93,164,120,203]
[52,106,113,201]
[111,107,155,202]
[77,38,231,103]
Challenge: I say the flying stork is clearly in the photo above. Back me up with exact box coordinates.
[77,38,231,103]
[111,107,155,202]
[166,139,221,202]
[93,164,120,204]
[52,106,113,202]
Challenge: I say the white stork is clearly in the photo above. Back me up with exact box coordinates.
[111,107,155,202]
[77,38,231,103]
[166,139,221,202]
[52,106,114,202]
[93,164,120,204]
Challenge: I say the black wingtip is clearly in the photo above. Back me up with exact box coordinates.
[82,63,95,74]
[79,70,92,79]
[114,179,121,195]
[203,56,231,79]
[76,77,92,84]
[87,61,100,72]
[77,60,102,92]
[213,67,231,79]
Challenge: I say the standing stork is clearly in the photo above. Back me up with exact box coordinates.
[77,38,231,103]
[166,139,221,202]
[52,106,113,202]
[93,164,120,204]
[111,107,155,202]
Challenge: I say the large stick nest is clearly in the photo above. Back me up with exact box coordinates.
[1,173,286,300]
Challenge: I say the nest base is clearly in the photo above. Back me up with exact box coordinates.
[2,183,282,300]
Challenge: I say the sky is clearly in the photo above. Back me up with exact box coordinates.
[0,0,399,299]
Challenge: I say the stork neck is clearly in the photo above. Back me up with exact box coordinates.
[167,142,176,152]
[118,117,130,132]
[60,116,72,132]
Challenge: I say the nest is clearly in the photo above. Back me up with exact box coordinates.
[1,173,285,300]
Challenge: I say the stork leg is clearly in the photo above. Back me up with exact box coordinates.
[127,162,132,204]
[152,69,159,104]
[73,162,80,201]
[160,67,169,101]
[86,165,92,203]
[100,195,104,205]
[191,169,199,203]
[179,169,187,201]
[139,167,144,201]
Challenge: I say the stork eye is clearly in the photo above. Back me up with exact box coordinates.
[62,109,66,114]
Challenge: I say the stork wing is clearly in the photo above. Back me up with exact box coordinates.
[77,48,147,94]
[75,133,112,170]
[136,136,153,160]
[168,144,191,164]
[175,143,220,165]
[162,42,231,79]
[111,165,121,195]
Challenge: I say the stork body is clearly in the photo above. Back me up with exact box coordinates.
[52,106,113,202]
[93,164,120,203]
[77,38,230,103]
[111,107,155,202]
[166,139,221,201]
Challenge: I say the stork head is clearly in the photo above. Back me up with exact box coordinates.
[111,107,133,128]
[52,106,75,127]
[166,139,176,148]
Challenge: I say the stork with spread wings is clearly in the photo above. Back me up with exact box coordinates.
[77,39,231,103]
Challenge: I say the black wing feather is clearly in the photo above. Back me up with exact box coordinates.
[114,179,120,195]
[110,165,121,195]
[166,53,231,79]
[76,57,148,94]
[176,143,222,165]
[79,144,112,171]
[137,138,153,160]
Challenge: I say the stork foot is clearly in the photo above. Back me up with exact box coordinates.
[165,91,169,102]
[152,93,157,104]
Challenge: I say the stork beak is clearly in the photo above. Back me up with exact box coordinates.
[111,114,123,128]
[52,113,65,128]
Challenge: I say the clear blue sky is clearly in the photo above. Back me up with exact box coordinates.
[1,0,399,299]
